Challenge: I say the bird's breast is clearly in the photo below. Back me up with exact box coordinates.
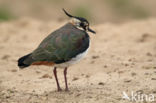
[54,47,89,68]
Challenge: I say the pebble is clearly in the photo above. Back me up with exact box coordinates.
[98,82,105,85]
[40,74,52,79]
[72,77,79,81]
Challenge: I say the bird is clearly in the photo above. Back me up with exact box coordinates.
[18,9,96,91]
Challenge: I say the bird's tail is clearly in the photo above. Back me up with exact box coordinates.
[18,53,32,69]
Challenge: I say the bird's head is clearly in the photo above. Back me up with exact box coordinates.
[63,9,96,34]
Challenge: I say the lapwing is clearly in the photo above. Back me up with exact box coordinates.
[18,9,96,91]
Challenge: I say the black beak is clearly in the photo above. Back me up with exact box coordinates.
[88,27,96,34]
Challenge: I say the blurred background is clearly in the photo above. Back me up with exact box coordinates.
[0,0,156,24]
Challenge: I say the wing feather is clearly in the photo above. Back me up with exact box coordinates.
[31,23,89,64]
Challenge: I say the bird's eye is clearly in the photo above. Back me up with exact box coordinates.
[80,23,84,27]
[80,22,88,27]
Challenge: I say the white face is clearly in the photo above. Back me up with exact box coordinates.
[70,18,89,31]
[70,18,81,27]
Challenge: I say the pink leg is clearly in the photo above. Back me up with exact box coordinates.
[53,67,62,91]
[64,67,69,91]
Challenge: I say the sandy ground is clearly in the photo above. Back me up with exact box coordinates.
[0,18,156,103]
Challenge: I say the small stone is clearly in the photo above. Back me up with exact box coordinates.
[1,55,10,60]
[136,90,143,94]
[131,72,136,76]
[90,83,93,85]
[131,63,135,65]
[85,75,90,78]
[5,95,11,98]
[138,33,150,42]
[124,79,131,83]
[40,74,52,79]
[147,59,153,62]
[98,82,104,85]
[146,52,152,56]
[92,55,99,59]
[18,74,22,76]
[110,55,115,58]
[11,69,18,72]
[36,71,41,74]
[153,91,156,93]
[144,72,149,75]
[87,96,92,98]
[104,65,107,68]
[76,93,81,97]
[142,33,149,38]
[143,66,151,69]
[45,93,48,96]
[32,90,35,92]
[118,71,124,74]
[128,59,132,62]
[151,78,156,80]
[72,77,79,81]
[124,64,129,66]
[90,61,95,64]
[81,74,85,76]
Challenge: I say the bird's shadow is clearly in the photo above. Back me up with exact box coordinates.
[41,85,102,100]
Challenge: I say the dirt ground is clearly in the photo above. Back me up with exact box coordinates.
[0,18,156,103]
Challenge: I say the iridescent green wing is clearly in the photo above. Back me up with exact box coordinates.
[31,25,89,64]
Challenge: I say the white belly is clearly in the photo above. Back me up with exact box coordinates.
[54,48,89,68]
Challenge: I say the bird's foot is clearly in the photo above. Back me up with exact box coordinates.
[57,88,62,92]
[65,88,69,92]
